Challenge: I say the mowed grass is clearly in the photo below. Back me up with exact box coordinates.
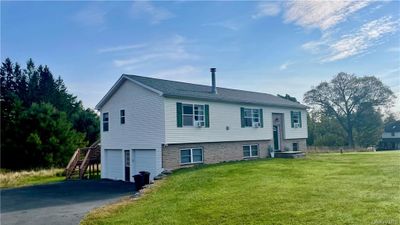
[0,168,65,188]
[82,151,400,225]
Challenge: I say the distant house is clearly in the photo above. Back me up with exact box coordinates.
[95,69,308,182]
[379,121,400,150]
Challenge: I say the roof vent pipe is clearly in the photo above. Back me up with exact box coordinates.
[210,68,217,94]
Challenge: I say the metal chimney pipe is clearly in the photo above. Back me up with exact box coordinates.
[210,68,217,94]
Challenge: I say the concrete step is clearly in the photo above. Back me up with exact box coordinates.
[274,151,305,158]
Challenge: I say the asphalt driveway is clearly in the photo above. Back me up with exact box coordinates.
[1,180,135,225]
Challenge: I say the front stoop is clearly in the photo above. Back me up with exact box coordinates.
[274,151,305,158]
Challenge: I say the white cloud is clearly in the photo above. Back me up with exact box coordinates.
[203,20,240,31]
[73,6,107,27]
[252,0,398,63]
[253,1,371,30]
[284,1,371,30]
[113,35,198,68]
[279,61,293,70]
[131,1,174,24]
[98,44,147,53]
[301,16,399,62]
[301,40,325,53]
[323,16,399,62]
[252,2,281,19]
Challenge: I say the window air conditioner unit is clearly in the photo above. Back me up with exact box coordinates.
[195,121,203,128]
[294,123,300,128]
[253,122,261,128]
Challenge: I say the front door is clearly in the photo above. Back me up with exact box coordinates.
[273,125,280,150]
[124,150,130,182]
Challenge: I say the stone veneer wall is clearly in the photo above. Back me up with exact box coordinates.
[281,139,307,151]
[162,140,271,170]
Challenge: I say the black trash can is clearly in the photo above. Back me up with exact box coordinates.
[139,171,150,185]
[133,174,144,190]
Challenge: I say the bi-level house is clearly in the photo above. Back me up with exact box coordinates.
[95,69,308,181]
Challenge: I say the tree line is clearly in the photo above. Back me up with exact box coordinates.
[1,58,99,169]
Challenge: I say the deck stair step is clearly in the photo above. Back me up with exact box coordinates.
[65,140,101,179]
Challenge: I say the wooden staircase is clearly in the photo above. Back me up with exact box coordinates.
[65,140,101,179]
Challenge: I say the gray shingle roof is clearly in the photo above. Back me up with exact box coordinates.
[124,74,307,109]
[384,121,400,133]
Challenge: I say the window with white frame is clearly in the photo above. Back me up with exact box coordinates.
[243,145,259,158]
[244,108,260,127]
[180,148,203,164]
[103,112,109,132]
[292,112,300,124]
[182,104,205,127]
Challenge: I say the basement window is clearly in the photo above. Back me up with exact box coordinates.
[180,148,203,164]
[243,145,259,158]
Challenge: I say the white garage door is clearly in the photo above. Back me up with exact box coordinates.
[104,149,123,180]
[133,149,156,180]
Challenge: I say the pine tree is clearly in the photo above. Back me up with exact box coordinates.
[1,58,100,169]
[26,58,40,105]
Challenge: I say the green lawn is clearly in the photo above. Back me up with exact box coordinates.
[0,168,65,188]
[82,151,400,225]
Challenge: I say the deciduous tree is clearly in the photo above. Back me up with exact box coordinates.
[304,72,395,147]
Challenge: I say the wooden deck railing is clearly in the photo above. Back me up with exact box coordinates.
[65,148,80,179]
[79,144,101,179]
[65,140,101,179]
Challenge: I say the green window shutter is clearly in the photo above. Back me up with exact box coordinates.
[298,111,302,128]
[240,107,245,128]
[259,108,264,128]
[205,104,210,128]
[290,111,294,128]
[176,102,182,127]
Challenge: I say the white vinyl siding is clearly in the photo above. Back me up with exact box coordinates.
[100,80,164,180]
[164,98,307,144]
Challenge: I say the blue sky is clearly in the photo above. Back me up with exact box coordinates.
[2,1,400,110]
